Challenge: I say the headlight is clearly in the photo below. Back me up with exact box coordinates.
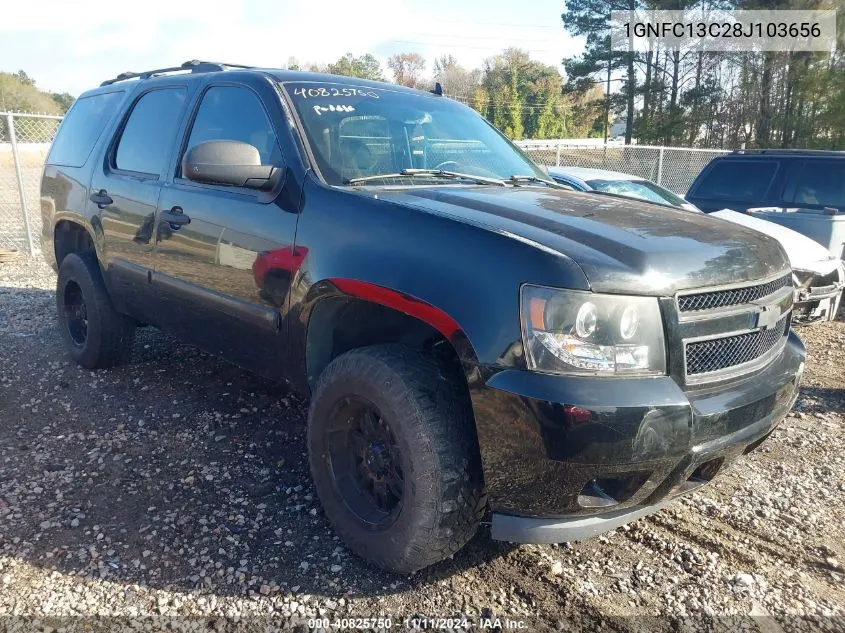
[520,285,666,376]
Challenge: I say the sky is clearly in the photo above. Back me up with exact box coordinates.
[1,0,584,96]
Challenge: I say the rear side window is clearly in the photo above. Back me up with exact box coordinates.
[783,160,845,208]
[47,92,124,167]
[692,160,776,202]
[115,88,187,176]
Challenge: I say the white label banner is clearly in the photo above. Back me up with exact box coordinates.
[609,10,838,53]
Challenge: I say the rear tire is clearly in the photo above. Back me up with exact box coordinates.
[308,344,485,574]
[56,252,135,369]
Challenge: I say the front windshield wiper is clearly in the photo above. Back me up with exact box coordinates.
[507,174,569,189]
[346,168,507,186]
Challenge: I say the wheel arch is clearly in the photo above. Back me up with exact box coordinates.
[53,218,98,269]
[303,279,480,393]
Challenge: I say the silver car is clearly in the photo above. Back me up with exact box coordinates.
[547,166,702,212]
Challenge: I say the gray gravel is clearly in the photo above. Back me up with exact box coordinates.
[1,258,843,632]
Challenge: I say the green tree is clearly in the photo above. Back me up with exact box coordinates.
[0,72,63,114]
[562,0,642,144]
[469,86,488,116]
[480,50,529,138]
[50,92,75,112]
[326,54,384,81]
[570,84,606,138]
[479,49,576,139]
[13,70,35,87]
[502,65,524,139]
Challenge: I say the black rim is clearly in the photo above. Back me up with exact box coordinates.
[62,280,88,346]
[326,396,404,529]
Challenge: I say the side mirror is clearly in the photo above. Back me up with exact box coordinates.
[182,140,279,190]
[538,164,550,176]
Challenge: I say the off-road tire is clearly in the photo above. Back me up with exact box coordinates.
[56,251,135,369]
[308,344,486,574]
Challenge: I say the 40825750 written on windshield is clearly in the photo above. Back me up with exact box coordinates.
[292,86,380,99]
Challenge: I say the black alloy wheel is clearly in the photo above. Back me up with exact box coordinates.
[307,344,486,573]
[62,280,88,346]
[326,396,404,528]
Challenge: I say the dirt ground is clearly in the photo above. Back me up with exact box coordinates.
[1,258,843,632]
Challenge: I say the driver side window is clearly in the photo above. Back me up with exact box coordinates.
[184,86,283,175]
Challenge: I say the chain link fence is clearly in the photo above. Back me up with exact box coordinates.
[514,141,729,195]
[0,112,729,257]
[0,112,62,256]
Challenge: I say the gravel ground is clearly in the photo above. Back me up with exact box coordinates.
[1,258,843,632]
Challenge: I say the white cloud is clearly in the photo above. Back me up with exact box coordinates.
[1,0,582,94]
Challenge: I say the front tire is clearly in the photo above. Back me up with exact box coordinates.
[56,252,135,369]
[307,344,485,574]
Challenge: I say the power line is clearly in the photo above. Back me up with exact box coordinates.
[423,20,565,29]
[407,31,566,42]
[386,39,563,54]
[448,95,576,111]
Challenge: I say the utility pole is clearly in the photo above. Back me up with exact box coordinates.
[604,56,611,144]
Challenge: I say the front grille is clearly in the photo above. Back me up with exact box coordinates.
[685,315,789,375]
[678,274,792,312]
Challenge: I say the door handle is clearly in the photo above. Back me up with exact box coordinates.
[160,206,191,227]
[89,189,113,208]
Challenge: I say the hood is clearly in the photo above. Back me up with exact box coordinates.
[375,187,790,295]
[710,209,840,274]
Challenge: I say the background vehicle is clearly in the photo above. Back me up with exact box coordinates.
[686,150,845,322]
[547,166,701,212]
[41,61,804,574]
[548,167,843,324]
[708,210,843,323]
[686,150,845,260]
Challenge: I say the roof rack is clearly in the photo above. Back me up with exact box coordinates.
[101,60,255,86]
[731,148,845,155]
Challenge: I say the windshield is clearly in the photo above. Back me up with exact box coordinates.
[587,178,688,209]
[281,81,546,186]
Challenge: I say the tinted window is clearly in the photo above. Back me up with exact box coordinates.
[48,92,124,167]
[692,160,776,202]
[785,160,845,208]
[115,88,186,176]
[281,81,546,186]
[185,86,282,168]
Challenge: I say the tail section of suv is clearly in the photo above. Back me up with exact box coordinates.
[41,61,805,573]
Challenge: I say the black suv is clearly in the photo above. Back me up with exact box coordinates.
[41,61,805,574]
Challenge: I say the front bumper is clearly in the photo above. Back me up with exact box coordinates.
[469,332,805,542]
[792,266,844,324]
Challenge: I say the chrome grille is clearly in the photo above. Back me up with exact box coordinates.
[678,274,792,312]
[685,315,789,376]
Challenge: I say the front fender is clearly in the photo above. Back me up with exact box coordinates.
[285,178,590,390]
